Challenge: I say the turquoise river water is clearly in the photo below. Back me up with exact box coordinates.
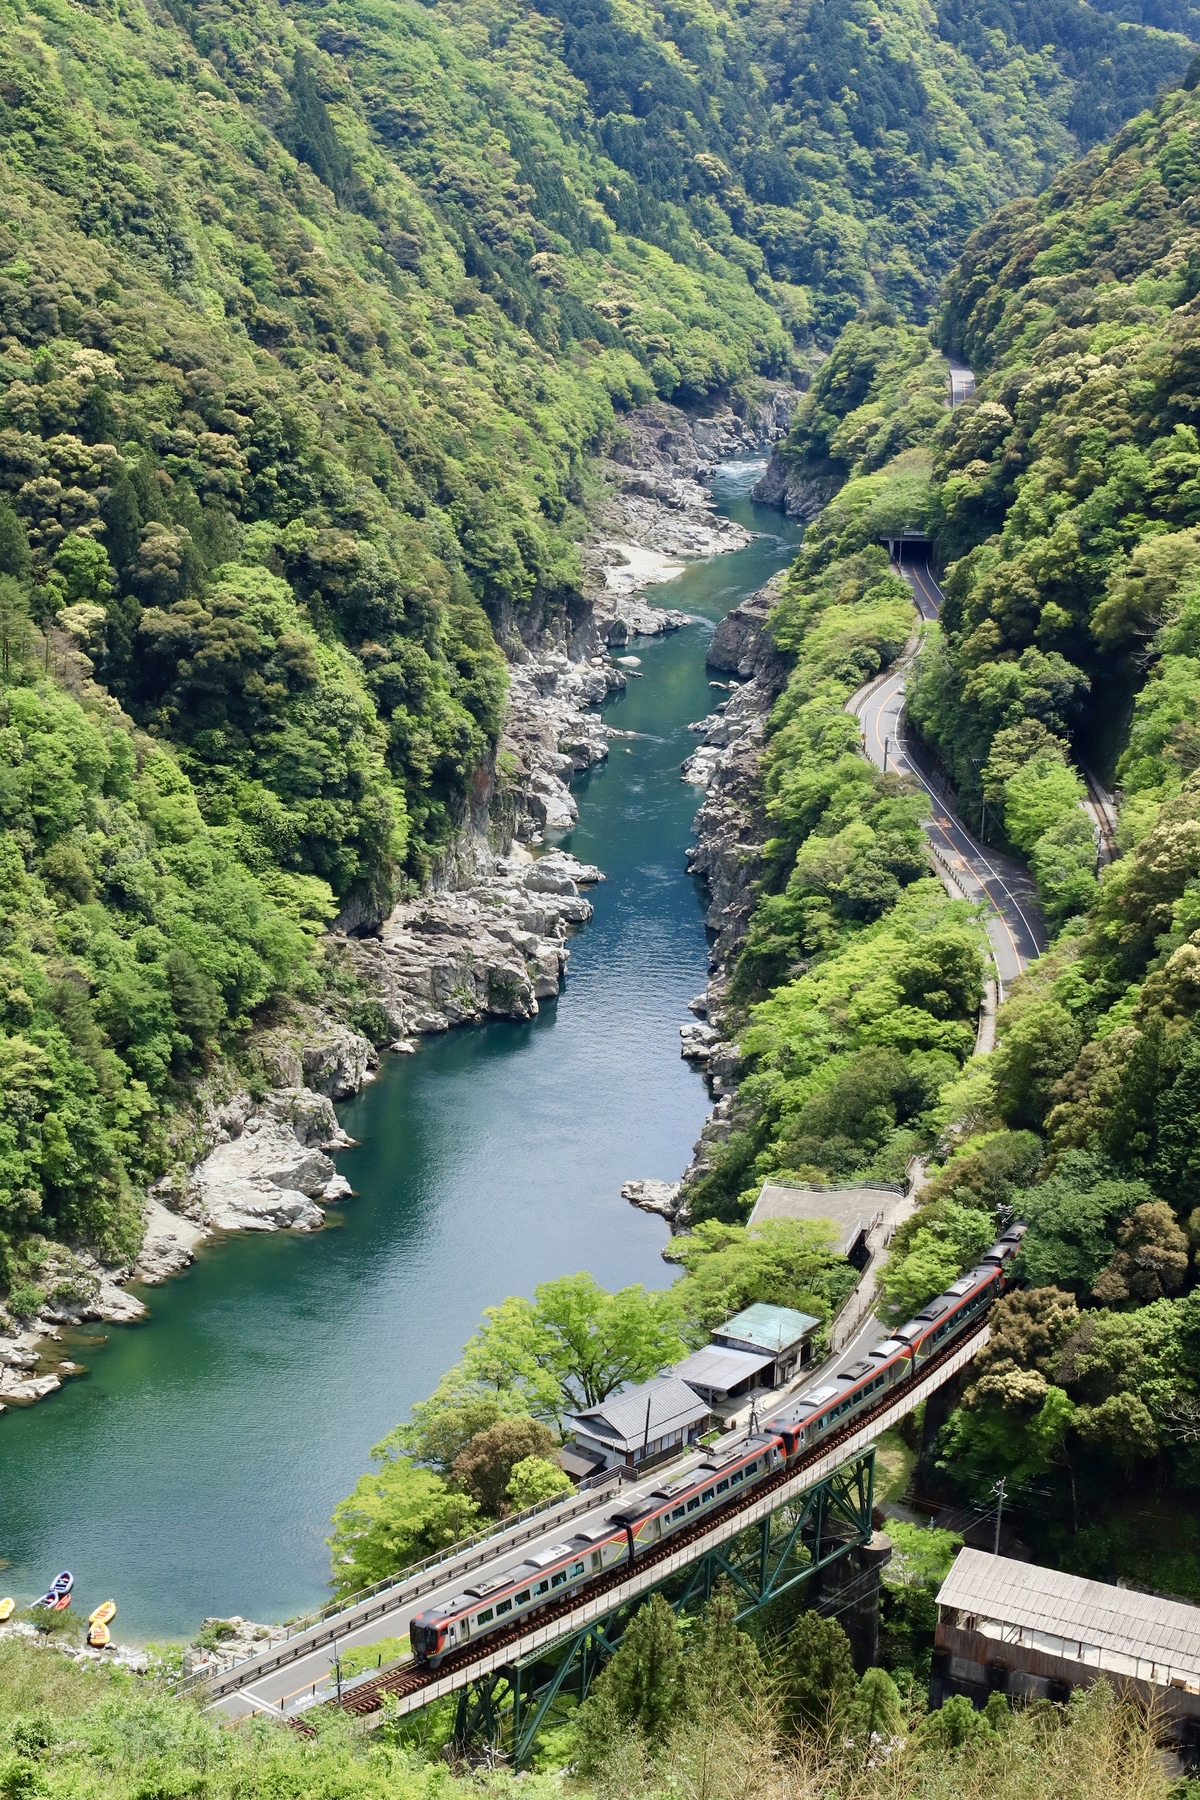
[0,466,805,1639]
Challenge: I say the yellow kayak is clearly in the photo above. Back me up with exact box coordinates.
[88,1599,117,1627]
[87,1621,111,1648]
[0,1598,13,1622]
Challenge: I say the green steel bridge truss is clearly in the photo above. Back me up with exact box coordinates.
[442,1447,876,1767]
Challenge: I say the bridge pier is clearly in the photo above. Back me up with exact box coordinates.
[810,1529,893,1670]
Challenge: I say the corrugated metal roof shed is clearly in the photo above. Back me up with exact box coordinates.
[569,1377,710,1448]
[938,1549,1200,1682]
[673,1344,774,1394]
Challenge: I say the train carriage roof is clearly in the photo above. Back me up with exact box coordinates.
[524,1542,577,1569]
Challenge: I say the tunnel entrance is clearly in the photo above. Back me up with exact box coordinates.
[882,532,933,563]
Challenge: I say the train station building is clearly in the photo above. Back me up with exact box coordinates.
[710,1302,822,1386]
[561,1376,712,1477]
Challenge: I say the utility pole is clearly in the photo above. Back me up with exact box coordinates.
[882,736,889,772]
[640,1392,652,1466]
[992,1477,1007,1556]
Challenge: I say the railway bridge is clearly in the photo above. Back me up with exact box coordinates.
[193,1323,990,1756]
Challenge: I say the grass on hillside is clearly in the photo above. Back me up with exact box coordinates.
[0,1631,1179,1800]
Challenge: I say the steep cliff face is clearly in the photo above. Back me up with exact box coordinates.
[706,579,792,687]
[751,450,842,521]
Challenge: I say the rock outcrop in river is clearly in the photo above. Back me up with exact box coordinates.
[751,445,840,521]
[683,575,790,969]
[333,847,603,1038]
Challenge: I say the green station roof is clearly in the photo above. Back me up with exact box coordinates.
[714,1302,820,1353]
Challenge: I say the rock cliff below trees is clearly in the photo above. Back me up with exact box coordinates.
[335,847,603,1038]
[751,447,840,520]
[683,575,789,969]
[661,574,792,1227]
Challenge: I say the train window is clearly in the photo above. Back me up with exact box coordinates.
[477,1609,494,1626]
[702,1488,715,1503]
[687,1496,701,1512]
[534,1580,550,1596]
[591,1552,603,1572]
[745,1460,758,1474]
[570,1561,585,1578]
[496,1599,512,1616]
[673,1506,686,1520]
[516,1589,532,1605]
[716,1478,729,1494]
[730,1468,743,1484]
[551,1571,568,1587]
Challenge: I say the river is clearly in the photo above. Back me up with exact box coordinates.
[0,466,805,1640]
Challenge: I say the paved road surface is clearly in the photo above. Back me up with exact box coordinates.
[850,556,1047,995]
[947,356,976,407]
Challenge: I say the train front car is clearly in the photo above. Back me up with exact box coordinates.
[984,1222,1026,1282]
[409,1608,453,1668]
[764,1223,1027,1462]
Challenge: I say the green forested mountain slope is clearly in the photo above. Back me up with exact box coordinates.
[404,0,1197,334]
[919,78,1200,895]
[0,0,1193,1283]
[707,80,1200,1584]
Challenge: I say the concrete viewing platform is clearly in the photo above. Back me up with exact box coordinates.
[749,1181,913,1264]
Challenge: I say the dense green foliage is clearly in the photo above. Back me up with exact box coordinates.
[703,77,1200,1580]
[0,1619,1174,1800]
[2,0,1176,1276]
[770,321,955,499]
[0,684,320,1272]
[684,477,988,1223]
[911,84,1200,898]
[529,0,1196,336]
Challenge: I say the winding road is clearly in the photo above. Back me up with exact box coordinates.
[850,554,1047,997]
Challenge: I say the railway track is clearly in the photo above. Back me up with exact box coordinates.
[1081,763,1119,866]
[335,1325,988,1719]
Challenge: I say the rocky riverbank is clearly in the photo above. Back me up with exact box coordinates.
[585,390,802,644]
[1,390,802,1413]
[625,572,792,1230]
[0,837,612,1405]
